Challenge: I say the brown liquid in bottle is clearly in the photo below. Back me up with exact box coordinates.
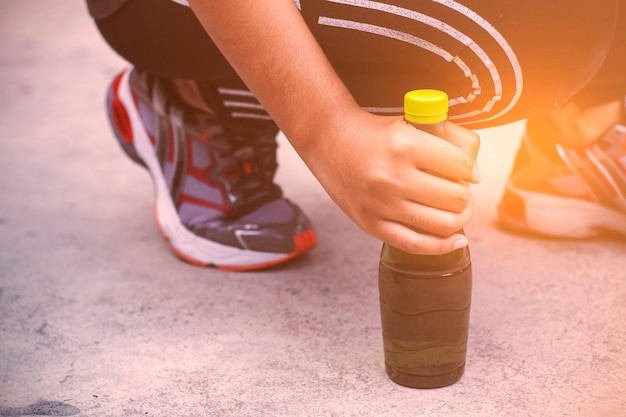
[378,243,472,388]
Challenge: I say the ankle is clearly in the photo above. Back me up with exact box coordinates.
[170,79,215,115]
[533,99,624,148]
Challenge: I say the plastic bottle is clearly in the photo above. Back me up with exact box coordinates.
[378,90,473,389]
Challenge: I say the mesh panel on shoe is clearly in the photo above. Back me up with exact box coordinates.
[178,202,226,226]
[191,138,211,169]
[180,175,225,207]
[239,199,294,224]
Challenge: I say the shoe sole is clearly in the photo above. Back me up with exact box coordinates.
[498,181,626,238]
[106,69,316,270]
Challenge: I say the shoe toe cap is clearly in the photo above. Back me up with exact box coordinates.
[190,198,315,254]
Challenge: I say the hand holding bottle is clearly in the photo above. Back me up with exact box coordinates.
[297,107,480,255]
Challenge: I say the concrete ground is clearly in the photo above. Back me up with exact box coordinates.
[1,1,625,416]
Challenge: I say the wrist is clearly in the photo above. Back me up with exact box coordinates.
[283,96,365,163]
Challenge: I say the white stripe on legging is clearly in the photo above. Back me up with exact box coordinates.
[223,101,266,111]
[321,0,523,124]
[218,88,255,98]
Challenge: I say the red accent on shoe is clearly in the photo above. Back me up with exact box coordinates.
[294,229,318,253]
[110,101,133,145]
[110,73,134,145]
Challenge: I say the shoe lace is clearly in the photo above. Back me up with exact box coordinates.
[142,71,284,218]
[209,124,283,217]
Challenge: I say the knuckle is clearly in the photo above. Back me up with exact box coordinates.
[395,235,416,252]
[457,186,473,207]
[368,167,390,183]
[457,158,474,179]
[389,133,414,156]
[439,214,466,236]
[402,234,432,255]
[446,188,463,210]
[446,184,472,212]
[469,130,481,150]
[366,169,395,194]
[463,202,475,223]
[440,222,459,237]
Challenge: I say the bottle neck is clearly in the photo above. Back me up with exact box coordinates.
[380,242,471,275]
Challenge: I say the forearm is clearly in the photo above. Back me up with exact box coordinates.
[187,0,361,154]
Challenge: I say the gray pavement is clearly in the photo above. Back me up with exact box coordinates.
[1,1,625,416]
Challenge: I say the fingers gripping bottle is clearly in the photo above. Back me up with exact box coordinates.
[378,90,472,389]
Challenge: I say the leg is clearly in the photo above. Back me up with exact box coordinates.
[498,1,626,237]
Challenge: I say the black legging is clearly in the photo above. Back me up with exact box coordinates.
[91,0,626,129]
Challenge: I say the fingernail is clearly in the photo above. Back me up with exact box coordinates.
[452,236,469,250]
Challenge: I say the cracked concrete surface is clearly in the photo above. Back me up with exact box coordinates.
[1,1,625,416]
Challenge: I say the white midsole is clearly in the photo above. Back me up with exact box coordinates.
[504,182,626,238]
[117,69,288,266]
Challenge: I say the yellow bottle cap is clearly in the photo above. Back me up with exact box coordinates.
[404,90,449,124]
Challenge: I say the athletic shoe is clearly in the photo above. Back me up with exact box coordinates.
[498,121,626,238]
[105,68,317,270]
